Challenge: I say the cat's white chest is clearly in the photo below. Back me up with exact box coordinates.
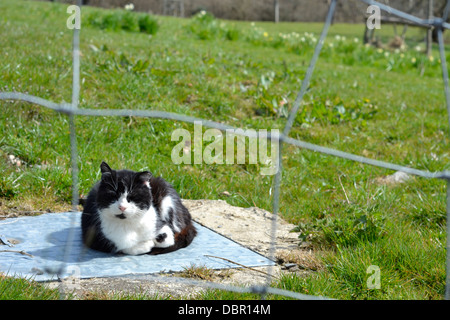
[100,206,158,255]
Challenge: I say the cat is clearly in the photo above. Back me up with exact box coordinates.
[81,161,197,255]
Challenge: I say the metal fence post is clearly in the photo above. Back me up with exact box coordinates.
[446,179,450,300]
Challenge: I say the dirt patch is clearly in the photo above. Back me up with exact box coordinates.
[44,199,320,299]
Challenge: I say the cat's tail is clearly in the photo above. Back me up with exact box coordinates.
[149,223,197,255]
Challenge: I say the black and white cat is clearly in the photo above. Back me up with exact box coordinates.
[81,162,196,255]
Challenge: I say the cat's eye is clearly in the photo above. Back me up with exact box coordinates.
[105,189,118,198]
[126,194,135,203]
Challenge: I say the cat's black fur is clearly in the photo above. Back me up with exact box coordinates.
[81,161,196,255]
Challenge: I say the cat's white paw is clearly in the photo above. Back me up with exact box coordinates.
[122,239,154,255]
[154,225,175,248]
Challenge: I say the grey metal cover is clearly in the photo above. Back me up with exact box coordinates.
[0,212,274,281]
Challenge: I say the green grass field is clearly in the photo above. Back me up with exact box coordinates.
[1,0,449,300]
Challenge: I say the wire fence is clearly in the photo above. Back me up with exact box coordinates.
[1,0,450,300]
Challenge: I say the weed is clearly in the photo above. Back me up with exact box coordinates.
[138,14,160,35]
[294,211,386,248]
[188,10,240,41]
[178,264,216,281]
[86,9,159,35]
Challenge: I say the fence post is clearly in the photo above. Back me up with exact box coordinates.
[274,0,279,23]
[69,0,81,212]
[427,0,434,57]
[446,179,450,300]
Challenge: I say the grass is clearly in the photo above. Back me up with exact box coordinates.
[0,273,60,299]
[0,0,449,300]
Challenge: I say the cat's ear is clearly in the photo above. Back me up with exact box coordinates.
[135,171,152,188]
[100,162,116,187]
[101,171,112,181]
[100,161,112,174]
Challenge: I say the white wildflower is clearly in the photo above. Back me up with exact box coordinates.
[124,3,134,11]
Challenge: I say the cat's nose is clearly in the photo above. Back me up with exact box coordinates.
[118,205,127,212]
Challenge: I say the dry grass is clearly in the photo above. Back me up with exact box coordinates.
[0,197,74,218]
[177,264,234,281]
[276,249,324,271]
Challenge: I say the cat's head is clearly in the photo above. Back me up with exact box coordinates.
[96,161,153,220]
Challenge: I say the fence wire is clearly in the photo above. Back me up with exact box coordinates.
[1,0,450,300]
